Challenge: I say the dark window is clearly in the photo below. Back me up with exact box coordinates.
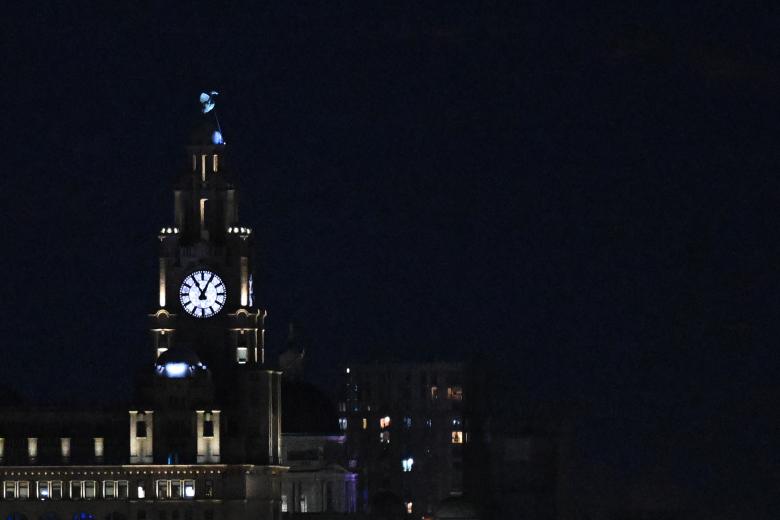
[136,421,147,438]
[204,480,214,498]
[204,511,214,520]
[203,419,214,438]
[137,512,146,520]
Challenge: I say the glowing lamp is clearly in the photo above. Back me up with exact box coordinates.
[163,362,189,378]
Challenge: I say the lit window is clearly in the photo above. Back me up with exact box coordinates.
[338,402,347,412]
[184,480,195,498]
[38,480,50,499]
[61,437,71,458]
[137,482,146,499]
[451,417,462,428]
[52,480,63,499]
[104,480,116,498]
[27,437,38,459]
[426,418,432,428]
[4,480,16,498]
[94,437,104,458]
[84,480,96,499]
[157,480,169,499]
[339,417,348,431]
[401,457,414,472]
[236,347,248,364]
[406,501,413,514]
[379,416,391,429]
[380,431,390,444]
[451,431,464,444]
[362,418,367,430]
[281,494,288,512]
[212,154,218,172]
[430,386,439,400]
[447,386,463,400]
[0,437,4,461]
[299,494,308,513]
[18,480,30,498]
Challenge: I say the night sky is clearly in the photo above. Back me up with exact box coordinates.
[2,3,777,517]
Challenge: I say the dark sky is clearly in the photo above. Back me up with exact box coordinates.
[2,3,777,517]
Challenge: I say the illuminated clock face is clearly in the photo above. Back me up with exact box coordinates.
[179,270,226,318]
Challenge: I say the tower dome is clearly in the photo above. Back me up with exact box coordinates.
[155,347,208,379]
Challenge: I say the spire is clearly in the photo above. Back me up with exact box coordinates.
[175,91,237,245]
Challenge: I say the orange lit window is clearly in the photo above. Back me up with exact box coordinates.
[447,386,463,400]
[379,416,391,429]
[451,431,464,444]
[430,386,439,400]
[362,418,367,430]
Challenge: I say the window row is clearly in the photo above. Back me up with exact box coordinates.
[341,384,464,409]
[3,480,126,500]
[375,430,467,444]
[343,415,464,431]
[1,479,203,500]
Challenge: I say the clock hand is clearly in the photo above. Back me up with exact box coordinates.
[198,272,215,300]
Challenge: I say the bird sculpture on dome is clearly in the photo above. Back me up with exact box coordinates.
[199,90,225,145]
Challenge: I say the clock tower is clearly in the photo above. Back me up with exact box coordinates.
[141,93,282,466]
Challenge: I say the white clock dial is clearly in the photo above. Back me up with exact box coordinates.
[179,270,226,318]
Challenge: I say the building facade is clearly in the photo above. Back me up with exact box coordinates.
[339,362,569,520]
[0,95,285,520]
[340,362,470,518]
